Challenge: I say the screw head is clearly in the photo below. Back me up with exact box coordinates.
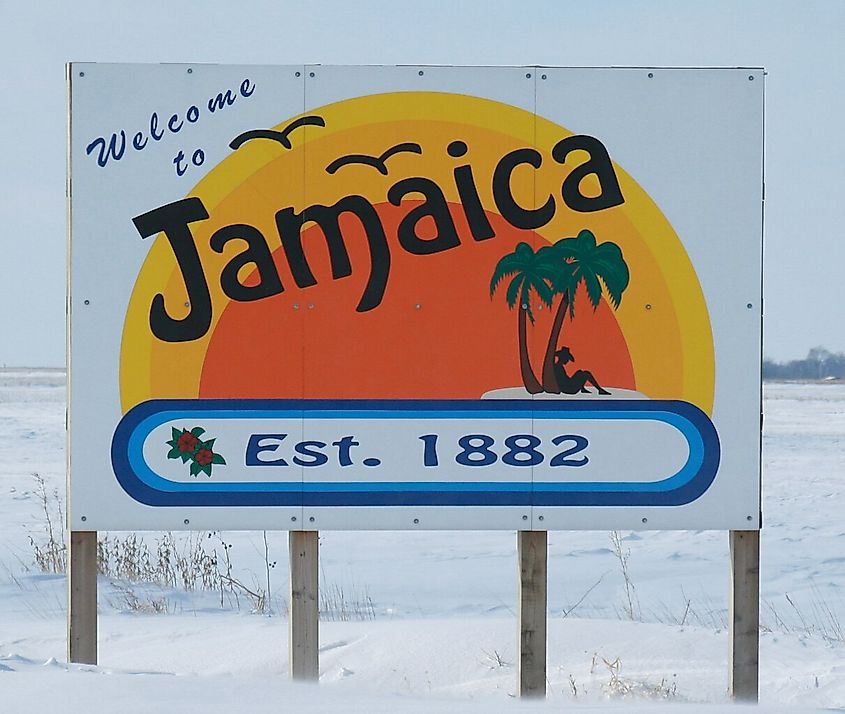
[79,71,85,77]
[413,518,419,524]
[187,68,193,74]
[295,71,301,77]
[184,518,190,525]
[645,303,652,310]
[525,73,532,79]
[83,299,90,305]
[522,515,528,521]
[747,303,753,309]
[648,72,654,78]
[309,72,315,78]
[81,515,87,522]
[418,70,424,76]
[291,516,297,522]
[309,516,315,522]
[641,517,648,524]
[541,74,547,80]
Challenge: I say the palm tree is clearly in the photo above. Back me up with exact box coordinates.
[490,242,557,394]
[540,230,630,393]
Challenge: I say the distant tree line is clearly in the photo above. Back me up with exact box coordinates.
[763,347,845,380]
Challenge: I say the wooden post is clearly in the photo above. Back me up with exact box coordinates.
[729,529,760,702]
[289,530,319,681]
[68,530,97,665]
[518,530,547,697]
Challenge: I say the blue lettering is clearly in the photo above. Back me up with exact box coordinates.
[331,436,359,466]
[87,83,254,170]
[132,131,148,151]
[150,111,164,141]
[208,89,237,113]
[245,434,289,466]
[172,150,188,176]
[240,78,256,97]
[293,441,329,467]
[168,113,184,133]
[85,131,126,167]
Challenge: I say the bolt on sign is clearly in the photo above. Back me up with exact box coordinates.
[68,64,763,531]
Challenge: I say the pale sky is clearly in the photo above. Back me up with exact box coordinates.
[2,0,843,366]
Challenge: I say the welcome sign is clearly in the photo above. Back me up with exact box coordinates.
[68,65,763,530]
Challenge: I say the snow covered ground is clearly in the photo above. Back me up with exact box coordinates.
[1,371,844,712]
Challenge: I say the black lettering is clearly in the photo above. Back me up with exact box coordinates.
[275,195,390,312]
[387,177,460,255]
[132,198,212,342]
[552,135,624,212]
[449,139,494,241]
[210,224,283,302]
[492,148,554,229]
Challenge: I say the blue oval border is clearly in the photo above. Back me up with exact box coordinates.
[111,399,720,507]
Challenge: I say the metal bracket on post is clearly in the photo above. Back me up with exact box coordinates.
[289,530,319,681]
[729,529,760,702]
[68,530,98,665]
[518,530,547,698]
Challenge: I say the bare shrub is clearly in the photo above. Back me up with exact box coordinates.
[595,654,678,700]
[319,565,376,621]
[29,473,66,574]
[610,531,640,621]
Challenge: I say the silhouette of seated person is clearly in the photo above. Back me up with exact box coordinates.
[553,346,610,395]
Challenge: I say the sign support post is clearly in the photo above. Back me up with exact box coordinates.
[68,530,97,665]
[518,530,547,697]
[289,530,319,681]
[729,529,760,701]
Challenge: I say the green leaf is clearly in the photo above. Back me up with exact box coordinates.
[583,272,603,309]
[166,447,181,460]
[200,463,213,477]
[171,427,181,439]
[505,274,523,309]
[180,452,193,463]
[532,276,554,309]
[191,427,206,437]
[189,461,201,477]
[212,454,226,465]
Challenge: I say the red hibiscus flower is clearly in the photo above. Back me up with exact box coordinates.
[195,448,214,466]
[177,431,200,453]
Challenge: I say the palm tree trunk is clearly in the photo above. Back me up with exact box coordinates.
[542,291,570,393]
[518,307,542,394]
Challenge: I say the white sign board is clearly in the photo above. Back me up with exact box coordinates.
[68,64,763,530]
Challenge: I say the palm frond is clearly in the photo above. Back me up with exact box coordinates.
[505,274,523,309]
